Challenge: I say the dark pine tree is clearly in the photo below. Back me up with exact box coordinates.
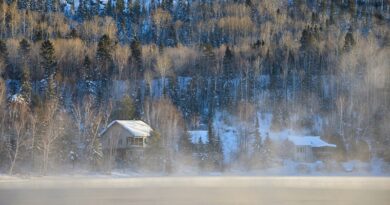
[175,0,190,21]
[129,0,141,24]
[110,95,136,120]
[90,0,99,16]
[129,37,143,78]
[96,34,115,80]
[19,38,32,103]
[115,0,125,18]
[96,34,115,105]
[41,40,56,78]
[105,0,114,16]
[40,40,57,100]
[77,0,90,21]
[186,77,199,120]
[18,39,31,59]
[253,116,262,152]
[222,45,235,107]
[0,39,9,78]
[82,55,92,81]
[1,39,19,95]
[343,27,355,52]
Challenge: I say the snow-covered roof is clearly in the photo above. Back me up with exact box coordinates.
[188,130,209,144]
[287,136,336,148]
[100,120,153,137]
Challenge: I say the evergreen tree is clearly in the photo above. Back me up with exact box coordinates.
[82,55,92,81]
[82,55,96,98]
[17,0,28,9]
[67,28,79,39]
[111,95,136,120]
[77,0,90,20]
[40,40,56,78]
[129,0,141,24]
[40,40,57,100]
[251,116,262,169]
[115,0,125,17]
[223,46,234,80]
[207,118,223,171]
[18,39,31,59]
[348,0,356,18]
[261,133,274,168]
[201,44,216,73]
[20,64,31,103]
[96,34,115,105]
[175,0,190,22]
[343,27,355,52]
[97,35,114,62]
[0,40,9,78]
[1,38,20,94]
[222,45,235,107]
[129,37,143,78]
[0,39,8,65]
[168,76,179,105]
[46,73,57,100]
[178,124,192,155]
[105,0,113,16]
[187,77,199,119]
[253,116,262,153]
[19,38,32,102]
[90,0,99,16]
[300,27,317,51]
[96,34,115,80]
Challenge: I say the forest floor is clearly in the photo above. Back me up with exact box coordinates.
[0,176,389,205]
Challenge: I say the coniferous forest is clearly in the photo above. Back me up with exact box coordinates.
[0,0,389,175]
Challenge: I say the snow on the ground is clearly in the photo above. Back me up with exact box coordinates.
[213,111,322,163]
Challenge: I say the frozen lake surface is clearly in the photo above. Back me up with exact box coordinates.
[0,176,389,205]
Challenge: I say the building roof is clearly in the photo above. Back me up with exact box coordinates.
[100,120,153,137]
[287,136,336,148]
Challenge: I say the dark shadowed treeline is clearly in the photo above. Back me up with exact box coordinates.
[0,0,389,174]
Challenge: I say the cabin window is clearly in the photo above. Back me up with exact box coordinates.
[127,137,144,146]
[297,147,305,153]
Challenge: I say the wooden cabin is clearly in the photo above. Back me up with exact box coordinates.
[100,120,153,164]
[287,136,336,162]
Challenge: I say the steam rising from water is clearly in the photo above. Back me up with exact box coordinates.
[0,177,389,205]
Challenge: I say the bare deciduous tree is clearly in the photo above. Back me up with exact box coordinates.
[39,99,66,174]
[156,53,172,96]
[144,98,184,172]
[7,100,29,175]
